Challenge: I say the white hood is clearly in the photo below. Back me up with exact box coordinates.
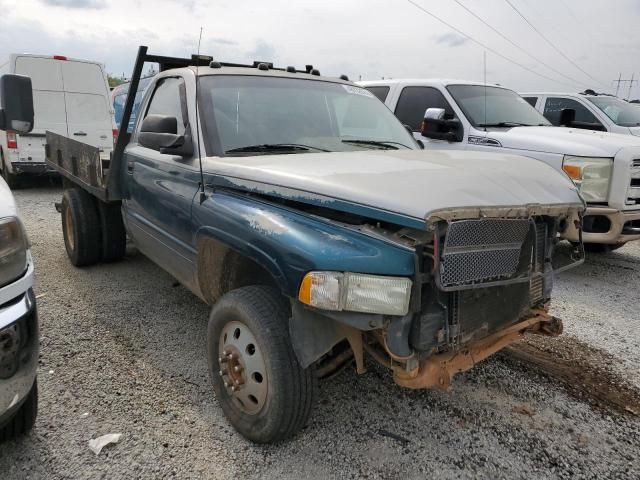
[205,150,582,221]
[0,178,17,218]
[487,126,640,157]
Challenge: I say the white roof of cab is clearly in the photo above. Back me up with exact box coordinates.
[154,65,354,85]
[358,78,509,89]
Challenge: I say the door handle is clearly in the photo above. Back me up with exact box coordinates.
[127,163,135,174]
[73,131,87,136]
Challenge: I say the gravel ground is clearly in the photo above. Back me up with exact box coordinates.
[1,184,639,479]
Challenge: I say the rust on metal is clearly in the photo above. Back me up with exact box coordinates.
[394,308,561,390]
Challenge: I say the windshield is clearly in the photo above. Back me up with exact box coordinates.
[447,85,551,128]
[587,96,640,127]
[198,76,417,155]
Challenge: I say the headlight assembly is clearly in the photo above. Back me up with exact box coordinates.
[0,217,29,288]
[298,271,412,316]
[562,156,612,203]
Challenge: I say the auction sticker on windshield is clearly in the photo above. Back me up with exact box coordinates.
[342,85,375,98]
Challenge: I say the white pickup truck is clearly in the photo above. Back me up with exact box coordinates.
[360,79,640,251]
[521,90,640,137]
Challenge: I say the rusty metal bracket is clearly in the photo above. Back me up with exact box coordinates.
[393,308,560,390]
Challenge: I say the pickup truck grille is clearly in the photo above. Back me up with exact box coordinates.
[439,219,530,288]
[627,160,640,206]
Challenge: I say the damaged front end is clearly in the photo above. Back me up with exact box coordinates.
[293,204,585,390]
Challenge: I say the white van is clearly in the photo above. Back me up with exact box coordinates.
[0,54,115,187]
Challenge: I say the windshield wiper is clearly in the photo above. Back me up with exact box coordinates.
[341,139,407,150]
[476,121,535,127]
[225,143,330,154]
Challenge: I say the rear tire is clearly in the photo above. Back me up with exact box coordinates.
[0,379,38,443]
[207,286,316,443]
[96,200,126,262]
[61,188,102,267]
[0,149,18,190]
[584,242,625,253]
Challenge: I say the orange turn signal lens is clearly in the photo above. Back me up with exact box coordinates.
[298,274,313,305]
[562,164,582,180]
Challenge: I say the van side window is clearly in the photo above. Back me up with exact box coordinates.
[395,87,456,131]
[365,86,390,102]
[543,97,601,126]
[523,96,538,107]
[144,78,186,135]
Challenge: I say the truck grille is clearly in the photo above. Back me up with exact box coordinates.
[627,160,640,206]
[439,219,530,288]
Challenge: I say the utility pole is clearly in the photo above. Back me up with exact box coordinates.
[612,73,637,98]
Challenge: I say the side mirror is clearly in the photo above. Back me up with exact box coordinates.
[138,114,193,156]
[559,108,576,127]
[0,74,34,134]
[420,108,463,142]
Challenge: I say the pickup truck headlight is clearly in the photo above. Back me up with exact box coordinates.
[0,217,28,288]
[562,156,612,202]
[298,272,412,316]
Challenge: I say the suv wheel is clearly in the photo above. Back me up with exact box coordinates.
[0,380,37,443]
[207,286,316,443]
[584,242,625,253]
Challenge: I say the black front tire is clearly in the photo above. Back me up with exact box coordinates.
[207,286,316,443]
[61,188,102,267]
[0,380,38,443]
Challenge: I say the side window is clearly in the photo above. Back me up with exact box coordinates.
[394,87,456,131]
[144,77,186,135]
[365,86,390,103]
[543,97,600,126]
[523,96,538,107]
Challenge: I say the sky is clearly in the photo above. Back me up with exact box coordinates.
[1,0,639,97]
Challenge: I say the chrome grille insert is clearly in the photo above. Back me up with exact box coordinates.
[440,219,530,288]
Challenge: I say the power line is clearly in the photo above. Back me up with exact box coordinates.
[406,0,577,88]
[452,0,587,88]
[503,0,608,89]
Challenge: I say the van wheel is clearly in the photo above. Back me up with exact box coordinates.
[96,200,126,262]
[207,286,316,443]
[0,380,37,443]
[584,242,625,253]
[0,150,18,189]
[61,189,102,267]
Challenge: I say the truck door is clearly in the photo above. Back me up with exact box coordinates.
[122,76,200,285]
[60,61,114,152]
[393,86,462,149]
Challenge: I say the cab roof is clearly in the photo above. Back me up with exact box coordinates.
[358,78,508,89]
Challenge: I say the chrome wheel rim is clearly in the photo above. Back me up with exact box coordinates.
[218,320,268,415]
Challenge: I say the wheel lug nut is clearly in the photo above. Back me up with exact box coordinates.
[218,370,224,377]
[219,356,227,363]
[233,366,241,373]
[231,386,238,392]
